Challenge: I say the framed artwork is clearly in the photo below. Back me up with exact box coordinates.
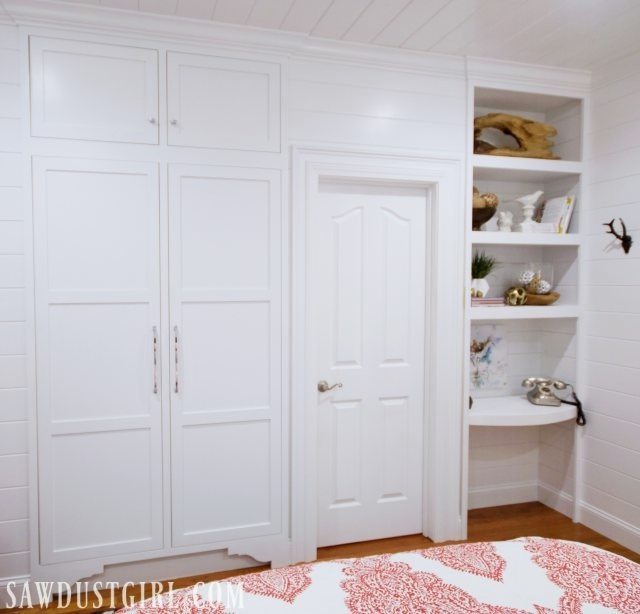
[470,324,508,390]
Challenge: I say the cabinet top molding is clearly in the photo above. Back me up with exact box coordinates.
[2,0,588,89]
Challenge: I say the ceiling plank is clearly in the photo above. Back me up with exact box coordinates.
[280,0,335,34]
[213,0,255,24]
[139,0,177,14]
[458,0,557,57]
[402,0,481,51]
[341,0,412,43]
[430,0,525,55]
[100,0,139,10]
[312,0,373,39]
[175,0,215,19]
[373,0,451,47]
[247,0,294,29]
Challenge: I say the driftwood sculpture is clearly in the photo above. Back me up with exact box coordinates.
[474,112,559,160]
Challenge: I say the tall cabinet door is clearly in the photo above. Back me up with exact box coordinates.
[169,165,282,547]
[32,158,163,564]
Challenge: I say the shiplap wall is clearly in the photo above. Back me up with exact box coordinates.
[0,33,472,586]
[583,49,640,549]
[0,21,29,582]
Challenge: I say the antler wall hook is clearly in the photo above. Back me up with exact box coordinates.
[603,218,633,254]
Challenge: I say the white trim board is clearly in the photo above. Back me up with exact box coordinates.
[290,146,465,563]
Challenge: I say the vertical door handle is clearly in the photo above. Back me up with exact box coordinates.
[174,325,179,394]
[152,326,158,394]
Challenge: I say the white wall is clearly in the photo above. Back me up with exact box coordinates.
[582,49,640,550]
[0,19,29,584]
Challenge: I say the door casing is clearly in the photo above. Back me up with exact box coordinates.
[291,146,466,563]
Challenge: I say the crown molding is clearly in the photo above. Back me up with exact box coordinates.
[1,0,465,78]
[467,56,591,96]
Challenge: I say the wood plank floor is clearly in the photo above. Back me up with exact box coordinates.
[6,502,639,612]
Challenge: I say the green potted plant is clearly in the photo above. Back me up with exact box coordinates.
[471,251,498,298]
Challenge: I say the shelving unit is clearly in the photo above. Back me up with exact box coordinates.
[469,396,576,427]
[470,305,580,321]
[463,82,587,526]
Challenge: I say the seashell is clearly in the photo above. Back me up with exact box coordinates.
[518,270,535,286]
[536,279,552,295]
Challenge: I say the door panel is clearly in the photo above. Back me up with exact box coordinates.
[313,181,427,547]
[33,158,163,563]
[167,52,280,152]
[30,37,158,144]
[169,165,282,547]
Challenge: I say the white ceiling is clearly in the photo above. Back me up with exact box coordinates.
[41,0,640,69]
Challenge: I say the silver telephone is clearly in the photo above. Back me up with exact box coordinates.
[521,377,569,407]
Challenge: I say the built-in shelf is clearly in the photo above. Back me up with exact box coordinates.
[471,231,581,246]
[468,395,576,426]
[470,305,579,320]
[473,155,583,182]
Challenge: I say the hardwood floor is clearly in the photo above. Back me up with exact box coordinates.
[5,502,639,612]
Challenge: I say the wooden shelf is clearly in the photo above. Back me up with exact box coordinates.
[471,231,580,246]
[473,155,582,182]
[470,305,579,320]
[468,395,576,426]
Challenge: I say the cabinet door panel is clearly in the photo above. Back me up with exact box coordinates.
[169,165,282,547]
[167,52,280,152]
[33,158,163,563]
[30,37,158,144]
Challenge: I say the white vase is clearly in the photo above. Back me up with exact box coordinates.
[471,278,490,298]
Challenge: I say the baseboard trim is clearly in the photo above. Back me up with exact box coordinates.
[538,482,574,518]
[468,481,538,510]
[579,501,640,554]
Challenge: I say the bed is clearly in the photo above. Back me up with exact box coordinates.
[118,537,640,613]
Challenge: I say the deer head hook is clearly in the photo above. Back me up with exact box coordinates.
[603,218,633,254]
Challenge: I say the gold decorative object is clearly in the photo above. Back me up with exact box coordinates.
[505,286,527,306]
[524,291,560,306]
[474,112,559,160]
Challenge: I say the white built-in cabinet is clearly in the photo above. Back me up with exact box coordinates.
[28,35,286,581]
[168,165,282,546]
[32,158,164,564]
[30,38,159,144]
[166,53,280,151]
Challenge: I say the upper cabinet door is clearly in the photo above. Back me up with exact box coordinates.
[167,52,281,152]
[30,37,159,144]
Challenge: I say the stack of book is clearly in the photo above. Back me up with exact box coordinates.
[471,297,505,308]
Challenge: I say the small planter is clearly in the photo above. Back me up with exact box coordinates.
[471,278,490,298]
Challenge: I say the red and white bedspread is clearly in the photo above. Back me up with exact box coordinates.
[119,537,640,613]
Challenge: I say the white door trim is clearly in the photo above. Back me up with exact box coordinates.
[290,146,465,563]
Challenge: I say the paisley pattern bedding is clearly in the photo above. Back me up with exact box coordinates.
[119,537,640,613]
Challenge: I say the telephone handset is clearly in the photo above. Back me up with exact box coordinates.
[521,377,586,425]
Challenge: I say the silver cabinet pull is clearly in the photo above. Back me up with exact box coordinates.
[152,326,158,394]
[170,119,178,126]
[317,380,343,393]
[174,325,179,394]
[148,117,157,124]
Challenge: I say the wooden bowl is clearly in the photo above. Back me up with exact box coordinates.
[525,291,560,306]
[472,206,497,230]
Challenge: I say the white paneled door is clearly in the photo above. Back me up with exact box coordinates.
[313,181,427,548]
[32,158,163,563]
[169,165,282,547]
